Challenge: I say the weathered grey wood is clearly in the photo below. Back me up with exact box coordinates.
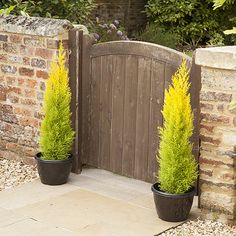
[134,57,152,181]
[69,29,81,174]
[147,60,165,183]
[99,56,113,170]
[122,55,138,178]
[81,34,96,165]
[91,41,191,65]
[80,37,200,187]
[110,55,126,174]
[89,57,101,167]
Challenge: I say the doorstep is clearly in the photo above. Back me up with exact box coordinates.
[0,167,200,236]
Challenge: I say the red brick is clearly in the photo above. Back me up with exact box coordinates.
[35,48,54,59]
[24,37,45,47]
[7,95,19,103]
[9,34,23,44]
[24,89,35,97]
[23,57,30,65]
[0,54,7,62]
[200,124,214,133]
[200,169,213,177]
[26,79,37,88]
[34,111,44,119]
[20,45,35,56]
[18,78,25,86]
[0,104,13,114]
[19,118,38,128]
[19,67,34,77]
[0,85,7,101]
[200,103,214,111]
[1,64,17,74]
[3,43,18,54]
[21,98,36,106]
[0,35,8,42]
[200,91,232,102]
[14,107,32,117]
[201,113,230,124]
[36,70,48,80]
[6,76,16,85]
[8,55,23,64]
[8,86,21,95]
[199,157,233,167]
[200,135,221,146]
[217,104,224,112]
[31,58,46,69]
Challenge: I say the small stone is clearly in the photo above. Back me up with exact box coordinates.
[0,158,38,191]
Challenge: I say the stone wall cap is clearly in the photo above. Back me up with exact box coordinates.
[0,15,74,37]
[195,46,236,70]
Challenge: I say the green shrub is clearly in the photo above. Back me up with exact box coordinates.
[158,60,197,194]
[135,23,180,49]
[40,43,75,160]
[145,0,236,47]
[0,0,95,24]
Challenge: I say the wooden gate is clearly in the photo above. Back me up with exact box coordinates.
[69,30,201,183]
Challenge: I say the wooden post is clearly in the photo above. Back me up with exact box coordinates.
[69,29,83,174]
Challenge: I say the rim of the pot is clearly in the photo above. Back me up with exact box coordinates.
[151,182,195,198]
[35,152,72,163]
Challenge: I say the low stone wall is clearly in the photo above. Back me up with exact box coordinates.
[0,15,73,164]
[196,46,236,225]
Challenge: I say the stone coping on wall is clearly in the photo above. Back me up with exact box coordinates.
[0,14,74,37]
[195,46,236,70]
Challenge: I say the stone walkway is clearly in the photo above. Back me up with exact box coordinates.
[0,168,200,236]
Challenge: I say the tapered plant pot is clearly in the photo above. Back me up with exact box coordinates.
[35,153,72,185]
[151,183,195,222]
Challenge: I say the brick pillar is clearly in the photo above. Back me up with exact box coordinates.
[196,47,236,225]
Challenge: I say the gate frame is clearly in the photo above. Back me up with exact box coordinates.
[69,29,201,193]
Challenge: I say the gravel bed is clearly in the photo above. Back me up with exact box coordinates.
[0,158,38,191]
[157,218,236,236]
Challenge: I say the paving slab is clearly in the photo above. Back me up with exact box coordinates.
[0,167,200,236]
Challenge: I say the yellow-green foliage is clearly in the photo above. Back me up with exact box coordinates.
[158,59,197,194]
[40,43,75,160]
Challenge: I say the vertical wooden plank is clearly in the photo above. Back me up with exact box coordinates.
[99,55,113,170]
[110,55,125,174]
[81,34,96,165]
[164,63,177,89]
[134,57,152,181]
[89,57,101,167]
[147,60,165,183]
[69,29,80,174]
[122,55,138,177]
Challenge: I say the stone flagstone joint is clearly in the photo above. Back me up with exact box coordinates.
[196,46,236,225]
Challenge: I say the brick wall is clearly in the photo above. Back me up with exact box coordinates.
[0,15,73,165]
[93,0,147,34]
[196,47,236,225]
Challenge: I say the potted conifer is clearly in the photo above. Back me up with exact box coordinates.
[151,59,198,222]
[35,43,75,185]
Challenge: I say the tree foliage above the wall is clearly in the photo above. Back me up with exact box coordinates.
[145,0,236,48]
[0,0,96,24]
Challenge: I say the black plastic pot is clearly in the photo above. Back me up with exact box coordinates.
[151,183,195,222]
[35,153,72,185]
